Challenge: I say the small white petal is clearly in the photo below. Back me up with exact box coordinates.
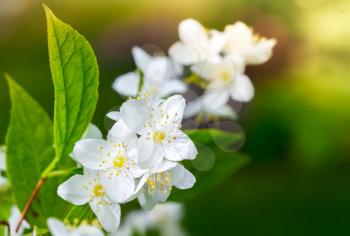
[106,111,121,121]
[169,42,199,65]
[202,89,230,109]
[178,19,208,48]
[137,188,158,211]
[102,174,135,203]
[163,130,197,161]
[160,95,186,130]
[144,57,169,84]
[152,160,177,173]
[108,119,135,141]
[8,207,30,235]
[57,175,89,205]
[230,74,255,102]
[76,225,104,236]
[47,218,70,236]
[244,39,277,65]
[137,137,163,169]
[73,139,111,170]
[158,80,187,98]
[112,72,140,98]
[90,200,121,233]
[120,99,149,133]
[171,164,196,189]
[0,146,5,171]
[83,123,103,139]
[132,46,151,71]
[183,98,203,118]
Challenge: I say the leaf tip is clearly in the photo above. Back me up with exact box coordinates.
[42,4,55,21]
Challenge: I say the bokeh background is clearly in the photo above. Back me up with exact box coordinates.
[0,0,350,235]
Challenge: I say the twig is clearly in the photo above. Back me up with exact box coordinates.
[15,177,46,232]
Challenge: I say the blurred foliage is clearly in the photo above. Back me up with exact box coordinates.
[0,0,349,235]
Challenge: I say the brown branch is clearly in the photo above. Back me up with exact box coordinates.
[16,177,46,232]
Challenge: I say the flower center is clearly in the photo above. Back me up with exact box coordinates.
[147,172,172,194]
[92,184,105,197]
[220,69,232,83]
[113,156,126,168]
[153,131,166,144]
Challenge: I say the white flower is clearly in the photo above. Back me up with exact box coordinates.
[184,96,236,120]
[113,47,186,102]
[47,218,104,236]
[72,133,144,203]
[111,202,186,236]
[191,55,254,106]
[5,206,30,236]
[223,21,276,65]
[135,162,195,211]
[109,95,197,169]
[57,169,121,232]
[169,18,225,65]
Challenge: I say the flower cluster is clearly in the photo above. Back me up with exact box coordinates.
[57,95,197,232]
[56,18,275,234]
[113,19,275,120]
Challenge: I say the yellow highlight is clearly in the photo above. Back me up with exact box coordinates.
[220,69,232,82]
[93,184,104,197]
[113,156,126,168]
[153,131,166,144]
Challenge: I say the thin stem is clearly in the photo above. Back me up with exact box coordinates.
[46,167,82,178]
[15,177,46,232]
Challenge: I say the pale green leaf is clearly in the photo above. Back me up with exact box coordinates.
[44,5,99,161]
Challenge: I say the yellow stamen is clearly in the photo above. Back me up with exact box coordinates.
[93,184,104,197]
[113,156,126,168]
[153,131,166,144]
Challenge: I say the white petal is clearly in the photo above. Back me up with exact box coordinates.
[244,39,276,65]
[183,98,202,118]
[112,72,140,98]
[120,99,149,133]
[171,164,196,189]
[137,188,158,211]
[83,123,103,139]
[209,30,227,54]
[108,119,134,141]
[73,139,111,170]
[106,111,120,121]
[0,146,5,171]
[191,61,220,79]
[144,57,169,84]
[168,42,199,65]
[159,79,187,97]
[202,88,230,109]
[132,46,151,71]
[224,22,254,54]
[179,19,208,48]
[102,174,135,203]
[47,218,70,236]
[90,201,121,233]
[0,176,7,188]
[134,172,151,195]
[231,74,255,102]
[137,136,163,169]
[163,130,197,161]
[160,95,186,130]
[152,160,177,173]
[76,225,104,236]
[208,104,237,119]
[57,175,89,205]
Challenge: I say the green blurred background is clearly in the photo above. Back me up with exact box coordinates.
[0,0,350,235]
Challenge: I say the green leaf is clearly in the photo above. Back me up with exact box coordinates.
[170,129,250,202]
[5,76,70,226]
[44,5,99,162]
